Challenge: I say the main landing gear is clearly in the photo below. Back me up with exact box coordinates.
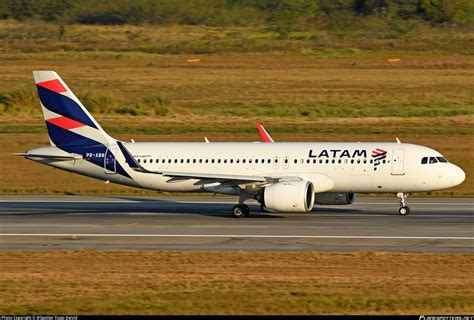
[397,192,410,215]
[231,204,250,218]
[231,191,252,218]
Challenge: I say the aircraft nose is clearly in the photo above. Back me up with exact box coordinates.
[450,164,466,187]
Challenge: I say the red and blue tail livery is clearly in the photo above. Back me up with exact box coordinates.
[33,71,130,178]
[34,71,112,147]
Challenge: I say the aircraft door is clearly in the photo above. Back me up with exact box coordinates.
[391,149,405,175]
[104,148,117,174]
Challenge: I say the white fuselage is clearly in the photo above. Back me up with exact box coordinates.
[37,142,466,195]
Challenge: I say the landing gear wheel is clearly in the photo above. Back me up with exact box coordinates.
[232,205,246,218]
[399,206,410,216]
[397,192,410,216]
[260,203,266,212]
[242,204,250,217]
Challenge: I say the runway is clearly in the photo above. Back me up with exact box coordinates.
[0,195,472,252]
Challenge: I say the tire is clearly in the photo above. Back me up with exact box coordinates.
[243,204,250,217]
[232,205,245,218]
[399,206,410,216]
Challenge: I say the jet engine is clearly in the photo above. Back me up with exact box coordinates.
[315,192,356,205]
[262,180,314,212]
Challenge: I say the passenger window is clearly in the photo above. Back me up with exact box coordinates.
[284,158,288,164]
[187,159,190,163]
[181,159,184,163]
[236,159,239,164]
[218,159,221,163]
[307,159,310,164]
[313,159,317,164]
[211,159,215,163]
[437,157,448,163]
[319,159,323,164]
[155,159,159,163]
[249,159,252,164]
[294,159,297,164]
[137,159,141,163]
[331,159,335,164]
[268,159,271,164]
[144,159,147,163]
[199,159,202,163]
[168,159,172,163]
[174,159,177,163]
[230,159,233,164]
[162,159,165,163]
[224,159,227,163]
[205,159,209,163]
[326,159,329,164]
[351,159,354,164]
[429,157,438,164]
[338,159,342,164]
[243,159,246,164]
[255,159,259,164]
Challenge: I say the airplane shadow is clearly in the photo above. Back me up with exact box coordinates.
[0,196,398,218]
[0,197,286,219]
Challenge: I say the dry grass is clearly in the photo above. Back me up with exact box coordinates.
[0,250,472,315]
[1,20,472,56]
[0,54,473,119]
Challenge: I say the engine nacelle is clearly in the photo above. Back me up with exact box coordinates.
[315,192,356,205]
[262,180,314,212]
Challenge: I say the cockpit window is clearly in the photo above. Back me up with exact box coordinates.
[422,156,448,164]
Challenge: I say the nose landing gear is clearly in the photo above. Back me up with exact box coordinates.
[397,192,410,215]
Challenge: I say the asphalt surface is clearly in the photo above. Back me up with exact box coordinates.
[0,195,472,252]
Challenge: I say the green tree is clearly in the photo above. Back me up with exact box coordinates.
[255,0,319,38]
[420,0,474,24]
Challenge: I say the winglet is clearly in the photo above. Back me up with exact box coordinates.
[396,137,401,144]
[256,122,274,143]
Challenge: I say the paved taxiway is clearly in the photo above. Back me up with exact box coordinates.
[0,195,472,252]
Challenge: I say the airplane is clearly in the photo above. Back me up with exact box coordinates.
[16,71,466,218]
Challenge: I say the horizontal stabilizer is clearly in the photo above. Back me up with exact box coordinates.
[13,152,81,161]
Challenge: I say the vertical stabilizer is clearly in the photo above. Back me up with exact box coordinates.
[33,71,114,147]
